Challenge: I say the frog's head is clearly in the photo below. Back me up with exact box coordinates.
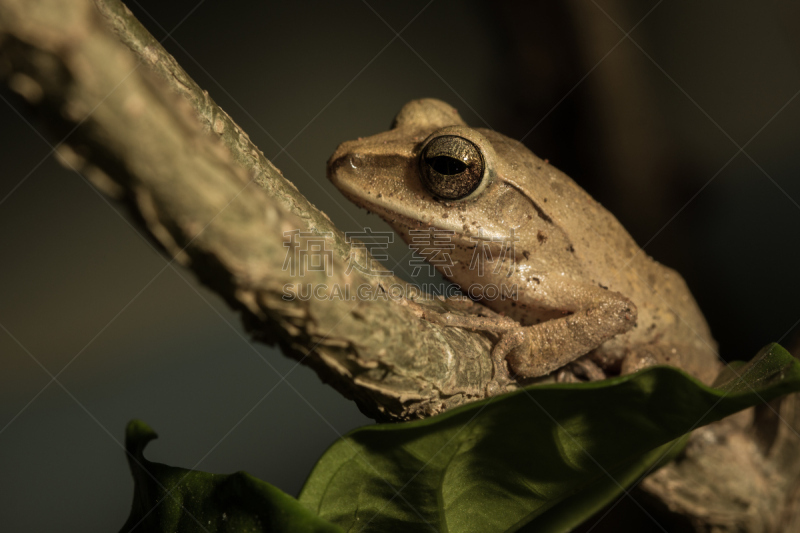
[328,99,532,244]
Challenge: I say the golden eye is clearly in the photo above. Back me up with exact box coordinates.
[419,135,485,201]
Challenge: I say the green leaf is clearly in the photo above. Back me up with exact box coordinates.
[298,343,800,533]
[119,420,342,533]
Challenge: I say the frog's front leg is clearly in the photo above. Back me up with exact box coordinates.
[426,279,637,387]
[422,310,526,390]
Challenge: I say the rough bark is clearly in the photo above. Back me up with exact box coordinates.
[0,0,509,422]
[635,392,800,533]
[1,0,798,530]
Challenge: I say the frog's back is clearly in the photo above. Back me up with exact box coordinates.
[485,130,718,376]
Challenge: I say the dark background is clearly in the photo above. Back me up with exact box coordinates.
[1,1,798,531]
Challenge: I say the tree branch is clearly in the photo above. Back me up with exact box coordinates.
[2,1,798,531]
[0,0,504,421]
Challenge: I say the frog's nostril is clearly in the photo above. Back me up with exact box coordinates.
[349,154,364,169]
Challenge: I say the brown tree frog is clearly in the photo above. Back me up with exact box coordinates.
[328,99,720,389]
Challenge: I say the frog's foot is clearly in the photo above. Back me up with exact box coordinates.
[422,310,525,392]
[556,357,606,382]
[621,343,720,384]
[620,350,659,375]
[486,327,532,393]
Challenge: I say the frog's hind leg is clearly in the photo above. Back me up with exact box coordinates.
[620,348,660,376]
[620,343,721,384]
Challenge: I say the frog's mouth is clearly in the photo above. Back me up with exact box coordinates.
[344,193,504,250]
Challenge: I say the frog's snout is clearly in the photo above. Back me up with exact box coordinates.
[326,141,360,188]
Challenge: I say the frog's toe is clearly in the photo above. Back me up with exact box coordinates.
[620,350,659,375]
[570,357,606,381]
[485,379,503,396]
[485,375,514,396]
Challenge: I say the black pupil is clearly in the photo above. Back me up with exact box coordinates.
[426,156,466,175]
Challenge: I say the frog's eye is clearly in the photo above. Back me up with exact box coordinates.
[419,135,487,201]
